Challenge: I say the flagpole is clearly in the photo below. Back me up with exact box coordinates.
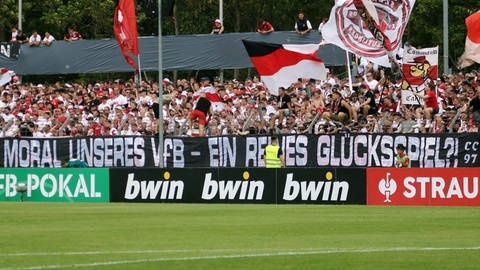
[158,0,164,168]
[345,50,353,94]
[18,0,22,30]
[443,0,449,74]
[219,0,224,83]
[137,54,142,83]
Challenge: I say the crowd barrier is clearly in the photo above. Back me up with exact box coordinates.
[2,133,479,168]
[0,168,478,206]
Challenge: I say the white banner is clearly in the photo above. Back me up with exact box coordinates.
[401,46,439,105]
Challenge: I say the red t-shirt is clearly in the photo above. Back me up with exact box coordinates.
[56,116,67,122]
[426,89,439,109]
[90,123,102,136]
[258,21,273,32]
[65,31,81,40]
[381,102,398,112]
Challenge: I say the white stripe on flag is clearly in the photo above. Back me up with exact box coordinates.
[261,60,326,96]
[459,37,480,69]
[282,44,320,55]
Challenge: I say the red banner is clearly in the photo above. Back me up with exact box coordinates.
[367,168,479,206]
[113,0,139,70]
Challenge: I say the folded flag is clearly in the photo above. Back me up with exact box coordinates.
[203,86,224,112]
[458,11,480,69]
[242,40,327,96]
[114,0,140,70]
[0,68,14,86]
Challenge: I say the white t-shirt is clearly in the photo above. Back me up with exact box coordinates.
[98,103,111,111]
[11,31,18,41]
[318,22,326,32]
[366,79,379,91]
[110,94,128,106]
[43,35,55,43]
[29,35,41,43]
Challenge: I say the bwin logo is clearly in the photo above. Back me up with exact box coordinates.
[124,171,184,200]
[202,171,264,200]
[283,172,349,201]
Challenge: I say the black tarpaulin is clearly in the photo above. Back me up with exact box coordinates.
[0,31,347,75]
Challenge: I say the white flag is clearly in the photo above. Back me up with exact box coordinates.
[322,0,415,67]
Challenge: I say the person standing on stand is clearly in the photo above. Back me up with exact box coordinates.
[295,12,312,35]
[395,144,411,168]
[189,95,212,137]
[264,136,284,168]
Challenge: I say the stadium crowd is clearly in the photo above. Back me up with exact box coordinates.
[0,66,478,137]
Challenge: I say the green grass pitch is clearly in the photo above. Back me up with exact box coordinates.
[0,203,479,269]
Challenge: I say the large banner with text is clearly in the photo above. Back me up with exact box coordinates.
[0,168,110,202]
[109,168,366,204]
[1,134,479,168]
[367,168,479,206]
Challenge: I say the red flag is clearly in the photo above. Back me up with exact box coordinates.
[114,0,139,70]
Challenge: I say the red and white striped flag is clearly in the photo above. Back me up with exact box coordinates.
[203,86,224,112]
[193,86,225,112]
[242,40,326,96]
[458,11,480,69]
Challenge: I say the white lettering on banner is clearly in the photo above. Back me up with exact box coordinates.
[69,138,145,167]
[73,175,89,198]
[465,141,479,151]
[0,174,101,198]
[245,136,307,167]
[463,141,479,165]
[317,135,330,166]
[124,173,184,200]
[3,174,17,197]
[340,136,353,166]
[281,135,308,167]
[4,140,59,168]
[423,137,436,168]
[315,135,460,168]
[403,177,478,199]
[354,135,368,166]
[380,136,394,167]
[152,138,185,167]
[40,174,57,198]
[245,137,265,167]
[367,135,381,166]
[208,137,236,167]
[0,135,475,168]
[282,173,348,201]
[0,44,10,57]
[329,136,340,166]
[201,173,264,200]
